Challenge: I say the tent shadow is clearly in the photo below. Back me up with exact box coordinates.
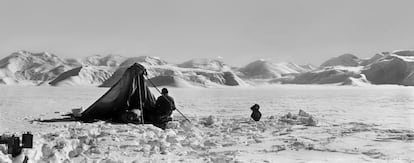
[32,113,147,124]
[32,113,80,123]
[32,113,174,130]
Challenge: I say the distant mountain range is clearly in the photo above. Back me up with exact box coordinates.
[281,50,414,86]
[0,50,413,87]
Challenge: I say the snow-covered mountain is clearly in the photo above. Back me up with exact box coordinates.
[0,50,413,87]
[82,54,127,67]
[281,50,414,86]
[120,56,169,67]
[238,60,313,79]
[178,58,230,71]
[0,51,79,85]
[49,66,115,86]
[360,53,388,66]
[362,51,414,86]
[281,66,363,85]
[99,56,171,87]
[101,58,246,87]
[320,53,360,67]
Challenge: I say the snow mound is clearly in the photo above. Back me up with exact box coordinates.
[320,53,360,67]
[239,60,311,79]
[49,66,115,86]
[280,110,317,126]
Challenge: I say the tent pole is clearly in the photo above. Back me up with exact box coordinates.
[138,76,144,125]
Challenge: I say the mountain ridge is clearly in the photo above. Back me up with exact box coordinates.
[0,50,412,87]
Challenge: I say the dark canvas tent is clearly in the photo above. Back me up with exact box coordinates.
[80,63,157,122]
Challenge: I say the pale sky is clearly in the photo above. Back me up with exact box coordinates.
[1,0,414,66]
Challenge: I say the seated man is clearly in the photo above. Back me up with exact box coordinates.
[154,88,176,129]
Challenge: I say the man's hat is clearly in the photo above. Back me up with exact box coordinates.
[161,88,168,94]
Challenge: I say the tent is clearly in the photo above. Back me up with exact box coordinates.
[80,63,157,122]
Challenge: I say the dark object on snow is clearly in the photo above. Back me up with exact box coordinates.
[156,88,176,116]
[153,88,176,129]
[0,132,33,157]
[250,104,262,121]
[79,63,171,129]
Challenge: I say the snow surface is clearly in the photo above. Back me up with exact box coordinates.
[0,85,413,162]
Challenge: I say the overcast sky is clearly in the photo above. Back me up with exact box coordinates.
[1,0,413,66]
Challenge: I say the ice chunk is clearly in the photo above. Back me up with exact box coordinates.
[280,110,317,126]
[201,115,216,126]
[298,109,311,117]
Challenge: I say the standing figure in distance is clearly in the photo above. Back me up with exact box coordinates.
[250,104,262,121]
